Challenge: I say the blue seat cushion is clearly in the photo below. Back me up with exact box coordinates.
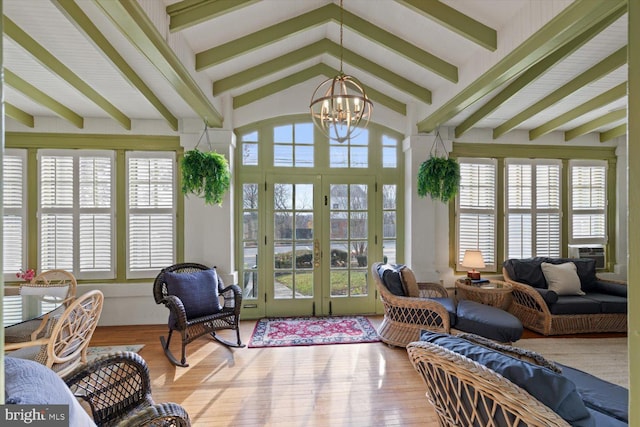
[548,295,601,315]
[586,409,627,427]
[583,293,627,314]
[419,332,594,427]
[430,297,457,326]
[376,263,405,296]
[455,300,523,343]
[165,268,222,320]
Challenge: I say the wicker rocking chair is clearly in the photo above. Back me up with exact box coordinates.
[153,263,244,367]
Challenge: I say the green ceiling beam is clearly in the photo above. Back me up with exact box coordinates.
[600,123,627,142]
[233,63,406,115]
[564,108,626,141]
[213,39,431,104]
[5,103,35,128]
[396,0,496,51]
[196,3,458,83]
[4,69,84,128]
[417,0,628,133]
[94,0,223,127]
[53,0,178,131]
[454,6,625,138]
[168,0,259,32]
[3,16,131,130]
[493,46,627,139]
[529,82,627,140]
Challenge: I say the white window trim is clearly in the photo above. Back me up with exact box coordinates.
[3,149,28,282]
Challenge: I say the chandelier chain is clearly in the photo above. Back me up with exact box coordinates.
[339,0,344,72]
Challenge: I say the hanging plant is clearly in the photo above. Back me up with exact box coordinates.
[417,130,460,203]
[181,149,230,206]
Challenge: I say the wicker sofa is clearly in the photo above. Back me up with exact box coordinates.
[502,257,627,335]
[408,332,628,427]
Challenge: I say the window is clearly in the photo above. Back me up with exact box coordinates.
[274,123,314,167]
[3,150,27,280]
[126,152,176,278]
[241,131,259,166]
[456,159,497,270]
[505,160,561,258]
[570,160,607,244]
[330,129,368,168]
[39,150,115,279]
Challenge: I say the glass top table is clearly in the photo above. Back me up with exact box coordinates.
[3,292,66,328]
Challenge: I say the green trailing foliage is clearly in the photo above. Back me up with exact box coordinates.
[417,156,460,203]
[181,149,230,206]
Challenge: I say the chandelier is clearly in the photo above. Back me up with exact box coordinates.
[310,0,372,143]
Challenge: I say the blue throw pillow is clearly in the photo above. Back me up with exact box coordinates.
[165,269,222,319]
[420,332,594,427]
[376,264,405,296]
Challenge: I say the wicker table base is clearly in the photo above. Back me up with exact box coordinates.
[456,279,513,310]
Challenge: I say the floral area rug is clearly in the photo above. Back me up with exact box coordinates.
[86,344,144,362]
[248,316,380,348]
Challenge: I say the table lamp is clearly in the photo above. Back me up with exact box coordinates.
[461,249,485,280]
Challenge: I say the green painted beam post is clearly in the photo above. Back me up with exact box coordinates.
[53,0,179,131]
[4,69,83,128]
[3,17,131,130]
[564,109,626,141]
[455,7,625,139]
[599,123,626,142]
[417,0,627,133]
[396,0,497,51]
[168,0,259,32]
[4,103,34,128]
[530,82,627,140]
[94,0,223,127]
[493,46,627,139]
[196,3,458,83]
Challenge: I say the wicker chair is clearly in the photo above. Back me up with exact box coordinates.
[153,263,244,367]
[5,269,77,343]
[5,290,104,377]
[64,351,190,426]
[407,340,570,427]
[372,262,452,347]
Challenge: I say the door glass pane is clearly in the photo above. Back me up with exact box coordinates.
[242,183,259,299]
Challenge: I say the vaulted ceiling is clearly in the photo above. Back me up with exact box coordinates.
[2,0,628,142]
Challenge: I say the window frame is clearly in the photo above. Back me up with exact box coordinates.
[568,159,608,246]
[3,149,28,282]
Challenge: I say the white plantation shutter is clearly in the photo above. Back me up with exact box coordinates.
[127,152,175,277]
[506,160,561,258]
[3,150,27,279]
[570,161,607,243]
[457,159,496,269]
[39,151,115,278]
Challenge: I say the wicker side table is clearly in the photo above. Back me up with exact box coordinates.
[456,278,513,310]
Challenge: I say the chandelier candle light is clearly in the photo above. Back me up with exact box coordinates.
[310,0,372,143]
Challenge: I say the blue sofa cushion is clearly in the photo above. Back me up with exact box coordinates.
[583,293,627,314]
[420,332,594,427]
[536,287,559,304]
[558,363,628,423]
[548,295,601,315]
[586,409,627,427]
[376,263,405,296]
[454,300,523,343]
[503,257,548,288]
[430,297,457,326]
[165,268,222,320]
[594,281,628,298]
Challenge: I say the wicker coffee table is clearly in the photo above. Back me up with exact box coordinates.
[456,278,513,310]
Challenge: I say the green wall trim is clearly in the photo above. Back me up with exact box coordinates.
[417,0,628,133]
[168,0,259,32]
[396,0,497,51]
[27,149,38,273]
[451,142,617,160]
[53,0,179,131]
[4,69,83,128]
[232,63,406,115]
[6,132,180,150]
[94,0,223,127]
[493,46,627,139]
[564,109,626,141]
[115,150,127,280]
[454,7,625,139]
[4,103,34,128]
[213,38,431,104]
[3,16,131,130]
[196,3,458,83]
[530,82,627,140]
[600,123,627,142]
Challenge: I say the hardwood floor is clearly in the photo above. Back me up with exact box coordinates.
[90,316,440,427]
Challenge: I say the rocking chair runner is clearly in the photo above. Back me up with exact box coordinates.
[153,263,244,367]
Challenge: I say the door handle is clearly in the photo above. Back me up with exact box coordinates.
[314,239,320,268]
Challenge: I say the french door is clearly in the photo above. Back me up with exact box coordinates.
[263,174,377,317]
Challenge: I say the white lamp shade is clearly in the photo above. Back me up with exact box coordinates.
[461,250,486,269]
